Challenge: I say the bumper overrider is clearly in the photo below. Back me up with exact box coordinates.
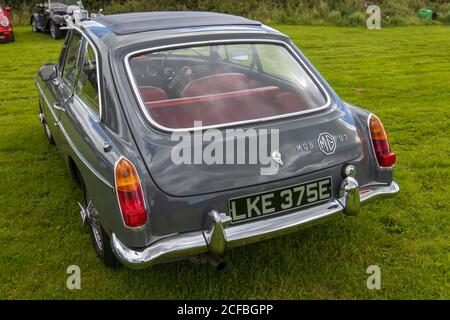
[111,176,400,269]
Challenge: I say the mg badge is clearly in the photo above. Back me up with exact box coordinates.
[318,132,336,155]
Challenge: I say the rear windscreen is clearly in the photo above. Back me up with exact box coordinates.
[127,43,327,130]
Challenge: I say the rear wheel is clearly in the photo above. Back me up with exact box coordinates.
[49,21,62,39]
[78,175,117,268]
[87,202,118,268]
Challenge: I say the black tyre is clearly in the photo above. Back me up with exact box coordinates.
[78,176,118,269]
[49,21,62,39]
[87,203,118,268]
[31,18,40,32]
[40,108,55,145]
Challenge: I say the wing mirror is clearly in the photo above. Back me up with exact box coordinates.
[38,64,58,82]
[4,7,12,15]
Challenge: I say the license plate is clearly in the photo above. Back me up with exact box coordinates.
[228,177,333,223]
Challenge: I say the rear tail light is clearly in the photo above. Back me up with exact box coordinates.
[369,114,396,167]
[115,158,147,228]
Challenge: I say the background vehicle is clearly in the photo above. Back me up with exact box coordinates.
[30,0,87,39]
[0,5,14,43]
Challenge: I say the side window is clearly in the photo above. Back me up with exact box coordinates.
[258,44,301,80]
[76,41,100,115]
[57,31,73,72]
[223,44,254,68]
[62,31,83,86]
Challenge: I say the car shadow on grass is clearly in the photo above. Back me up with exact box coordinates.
[105,215,381,299]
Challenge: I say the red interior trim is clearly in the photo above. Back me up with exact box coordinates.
[181,72,255,97]
[146,86,279,109]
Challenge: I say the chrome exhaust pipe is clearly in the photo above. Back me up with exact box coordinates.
[205,253,227,271]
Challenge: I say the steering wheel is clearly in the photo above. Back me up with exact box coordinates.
[160,48,208,92]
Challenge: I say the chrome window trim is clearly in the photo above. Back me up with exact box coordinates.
[35,80,114,190]
[60,30,84,89]
[72,26,103,121]
[123,39,333,132]
[74,37,101,118]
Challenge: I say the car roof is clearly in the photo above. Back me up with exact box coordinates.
[93,11,262,35]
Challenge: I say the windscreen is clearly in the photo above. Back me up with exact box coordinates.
[128,43,327,130]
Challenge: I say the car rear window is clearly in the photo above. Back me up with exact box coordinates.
[127,43,328,130]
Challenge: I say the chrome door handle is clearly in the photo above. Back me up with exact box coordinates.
[53,102,66,112]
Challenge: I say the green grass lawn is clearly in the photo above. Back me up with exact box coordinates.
[0,25,449,299]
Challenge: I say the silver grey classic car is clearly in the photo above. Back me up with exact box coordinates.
[34,11,399,269]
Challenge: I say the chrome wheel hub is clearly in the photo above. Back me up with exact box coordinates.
[86,201,104,252]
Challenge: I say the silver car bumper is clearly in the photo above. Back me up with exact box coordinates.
[111,180,400,269]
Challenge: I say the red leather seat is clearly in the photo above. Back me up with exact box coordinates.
[139,86,168,102]
[181,73,256,97]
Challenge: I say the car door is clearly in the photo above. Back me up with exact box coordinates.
[38,29,81,150]
[57,31,113,194]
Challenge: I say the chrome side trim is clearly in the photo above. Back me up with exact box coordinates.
[35,81,114,190]
[57,120,114,190]
[123,39,333,132]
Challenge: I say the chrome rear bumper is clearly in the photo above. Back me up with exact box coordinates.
[112,181,400,269]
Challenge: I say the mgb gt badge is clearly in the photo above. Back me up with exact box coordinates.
[318,132,336,155]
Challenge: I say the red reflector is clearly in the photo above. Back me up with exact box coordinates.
[377,152,396,167]
[115,158,147,228]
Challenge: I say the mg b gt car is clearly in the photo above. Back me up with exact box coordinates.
[35,12,399,269]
